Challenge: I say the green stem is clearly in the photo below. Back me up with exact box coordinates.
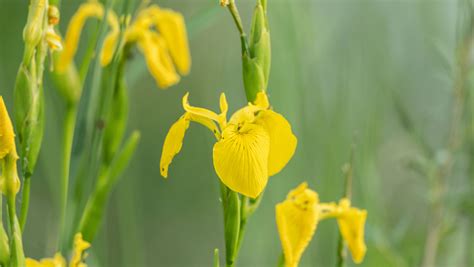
[58,104,78,250]
[336,145,355,267]
[18,174,31,231]
[7,196,25,267]
[227,1,246,37]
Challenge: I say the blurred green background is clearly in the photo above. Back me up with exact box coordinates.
[1,0,473,266]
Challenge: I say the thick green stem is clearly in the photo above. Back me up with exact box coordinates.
[18,174,31,231]
[58,104,78,250]
[7,196,25,267]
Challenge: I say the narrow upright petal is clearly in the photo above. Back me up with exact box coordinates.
[276,183,319,267]
[255,110,297,176]
[182,93,221,122]
[160,114,190,178]
[0,97,17,159]
[100,31,119,66]
[213,123,270,198]
[337,199,367,264]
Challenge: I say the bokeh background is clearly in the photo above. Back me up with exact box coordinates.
[1,0,473,266]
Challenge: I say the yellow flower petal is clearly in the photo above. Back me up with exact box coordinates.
[160,114,190,178]
[255,110,297,176]
[26,258,43,267]
[253,91,269,109]
[182,93,221,123]
[219,93,228,128]
[70,233,90,267]
[0,97,17,159]
[213,122,270,198]
[337,199,367,264]
[57,2,119,72]
[137,30,180,88]
[146,6,191,75]
[276,182,319,267]
[100,31,119,66]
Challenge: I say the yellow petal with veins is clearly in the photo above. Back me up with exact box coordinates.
[337,199,367,264]
[160,114,190,178]
[255,110,297,176]
[276,183,319,267]
[213,122,269,198]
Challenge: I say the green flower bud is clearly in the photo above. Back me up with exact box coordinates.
[22,0,47,63]
[242,0,271,102]
[14,65,45,177]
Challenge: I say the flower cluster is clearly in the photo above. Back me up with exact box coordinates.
[160,92,297,198]
[276,182,367,267]
[25,233,90,267]
[57,0,190,89]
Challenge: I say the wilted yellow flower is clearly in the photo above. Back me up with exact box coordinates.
[336,198,367,263]
[276,183,367,267]
[58,2,190,89]
[160,91,297,198]
[0,96,20,196]
[57,1,119,72]
[26,233,90,267]
[275,182,319,267]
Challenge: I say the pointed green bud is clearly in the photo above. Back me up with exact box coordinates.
[14,65,45,177]
[242,0,271,102]
[22,0,47,64]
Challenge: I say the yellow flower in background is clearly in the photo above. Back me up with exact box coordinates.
[276,182,367,267]
[275,182,319,267]
[0,96,20,196]
[57,1,191,89]
[336,198,367,264]
[57,1,119,72]
[26,233,90,267]
[160,92,297,198]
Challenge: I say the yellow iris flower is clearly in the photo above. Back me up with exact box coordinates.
[0,96,20,196]
[160,92,297,198]
[26,233,91,267]
[276,182,367,267]
[57,1,190,89]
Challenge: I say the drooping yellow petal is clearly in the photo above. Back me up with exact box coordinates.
[213,122,270,198]
[182,93,221,122]
[26,258,43,267]
[336,199,367,264]
[160,114,190,178]
[70,233,90,267]
[137,30,180,88]
[276,182,319,267]
[26,252,66,267]
[57,2,119,72]
[255,110,297,176]
[0,97,17,160]
[146,6,191,75]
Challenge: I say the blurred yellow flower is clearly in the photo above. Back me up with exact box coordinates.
[0,96,20,196]
[57,1,119,72]
[275,182,319,267]
[336,198,367,264]
[160,92,297,198]
[26,233,90,267]
[57,1,190,89]
[276,182,367,267]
